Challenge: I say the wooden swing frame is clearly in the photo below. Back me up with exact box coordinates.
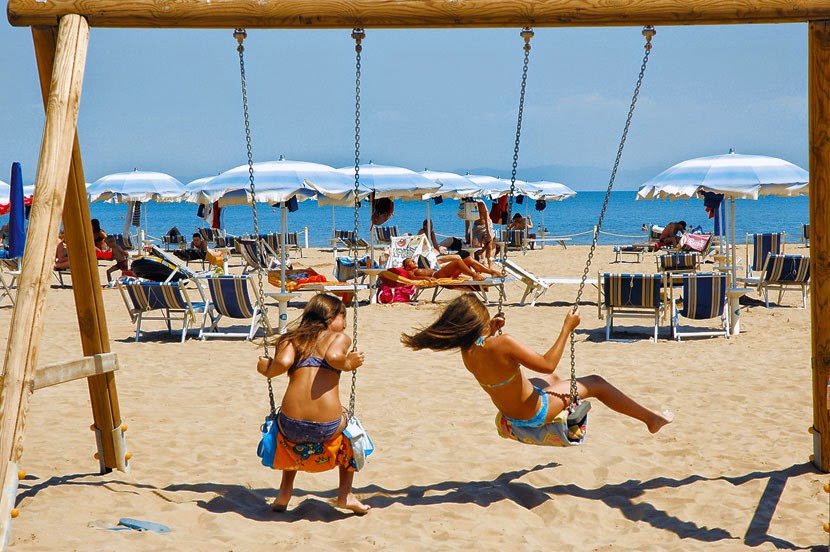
[2,0,830,545]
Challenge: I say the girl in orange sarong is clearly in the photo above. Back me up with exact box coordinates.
[257,294,370,514]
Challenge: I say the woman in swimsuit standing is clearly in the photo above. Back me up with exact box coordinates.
[402,294,673,434]
[257,294,370,514]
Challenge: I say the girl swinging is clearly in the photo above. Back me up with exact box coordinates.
[402,294,673,438]
[257,294,370,514]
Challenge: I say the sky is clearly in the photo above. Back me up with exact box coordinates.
[0,21,809,190]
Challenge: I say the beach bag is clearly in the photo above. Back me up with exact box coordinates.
[342,415,374,471]
[377,284,416,304]
[457,199,479,221]
[256,412,279,468]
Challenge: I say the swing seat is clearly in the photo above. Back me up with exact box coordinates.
[495,401,590,447]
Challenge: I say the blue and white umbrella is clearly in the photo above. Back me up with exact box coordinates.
[187,158,343,207]
[87,169,186,203]
[529,180,578,201]
[419,170,480,200]
[636,150,809,334]
[337,162,439,201]
[637,151,809,201]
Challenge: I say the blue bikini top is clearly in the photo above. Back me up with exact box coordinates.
[290,354,340,374]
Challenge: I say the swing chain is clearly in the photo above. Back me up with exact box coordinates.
[567,26,655,407]
[349,28,365,417]
[497,27,534,321]
[234,28,273,350]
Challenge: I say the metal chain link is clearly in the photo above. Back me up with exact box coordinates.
[567,26,656,407]
[235,28,277,413]
[497,27,533,321]
[348,28,365,417]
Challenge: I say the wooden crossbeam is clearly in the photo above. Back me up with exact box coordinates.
[8,0,830,28]
[32,353,119,391]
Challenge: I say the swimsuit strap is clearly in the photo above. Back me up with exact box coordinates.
[479,371,518,389]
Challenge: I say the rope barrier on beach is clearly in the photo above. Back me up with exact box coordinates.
[597,229,647,239]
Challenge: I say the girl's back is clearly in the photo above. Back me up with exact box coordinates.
[281,331,345,422]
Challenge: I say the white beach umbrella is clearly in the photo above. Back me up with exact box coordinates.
[530,180,578,201]
[636,150,809,201]
[636,150,809,334]
[87,169,186,203]
[419,170,481,199]
[337,162,439,201]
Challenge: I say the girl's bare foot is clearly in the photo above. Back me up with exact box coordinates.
[336,493,371,515]
[472,273,487,281]
[647,409,674,434]
[270,493,291,512]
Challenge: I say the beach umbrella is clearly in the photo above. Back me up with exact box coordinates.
[192,157,355,331]
[420,170,481,199]
[87,169,186,203]
[8,162,25,259]
[527,180,578,236]
[189,158,349,207]
[636,150,809,334]
[336,162,439,201]
[637,150,808,200]
[530,180,578,201]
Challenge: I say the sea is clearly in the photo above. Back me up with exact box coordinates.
[87,191,810,248]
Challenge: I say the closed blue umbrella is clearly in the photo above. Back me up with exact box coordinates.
[8,162,25,259]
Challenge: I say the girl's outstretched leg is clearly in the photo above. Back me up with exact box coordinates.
[271,470,297,511]
[546,375,673,433]
[337,466,370,514]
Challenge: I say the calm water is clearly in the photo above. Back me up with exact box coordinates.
[87,191,810,248]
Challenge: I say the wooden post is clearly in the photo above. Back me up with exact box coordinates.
[0,14,89,544]
[32,25,125,474]
[810,20,830,472]
[9,0,830,28]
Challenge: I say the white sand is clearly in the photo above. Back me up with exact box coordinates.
[2,243,824,551]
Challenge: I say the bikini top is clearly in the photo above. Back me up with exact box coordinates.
[474,336,518,389]
[288,333,342,375]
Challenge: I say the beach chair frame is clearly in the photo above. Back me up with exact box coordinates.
[238,238,282,273]
[0,258,20,306]
[745,232,785,277]
[118,279,206,342]
[756,253,811,308]
[198,275,263,340]
[670,272,729,341]
[599,273,666,342]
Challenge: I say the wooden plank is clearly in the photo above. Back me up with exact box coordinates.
[32,25,123,473]
[0,14,89,544]
[32,353,119,391]
[9,0,830,28]
[810,20,830,472]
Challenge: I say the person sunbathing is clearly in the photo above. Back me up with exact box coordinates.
[402,256,490,281]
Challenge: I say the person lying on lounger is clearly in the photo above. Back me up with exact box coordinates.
[402,294,674,435]
[401,255,500,282]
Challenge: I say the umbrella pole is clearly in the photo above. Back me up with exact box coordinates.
[279,203,288,332]
[726,196,743,335]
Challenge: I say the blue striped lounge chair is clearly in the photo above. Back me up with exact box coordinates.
[757,254,811,308]
[372,225,398,245]
[657,252,699,285]
[199,275,263,340]
[745,232,785,278]
[118,280,206,342]
[670,273,729,341]
[0,258,20,307]
[600,273,666,342]
[238,238,282,273]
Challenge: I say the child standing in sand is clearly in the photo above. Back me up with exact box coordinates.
[256,294,370,514]
[105,235,130,283]
[402,294,673,435]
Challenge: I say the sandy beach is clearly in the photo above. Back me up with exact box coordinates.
[1,243,823,551]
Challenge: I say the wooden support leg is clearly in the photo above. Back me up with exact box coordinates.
[0,14,90,544]
[810,20,830,472]
[32,25,125,474]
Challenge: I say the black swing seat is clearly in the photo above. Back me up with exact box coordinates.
[496,400,590,447]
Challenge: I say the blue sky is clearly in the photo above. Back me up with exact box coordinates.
[0,22,808,190]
